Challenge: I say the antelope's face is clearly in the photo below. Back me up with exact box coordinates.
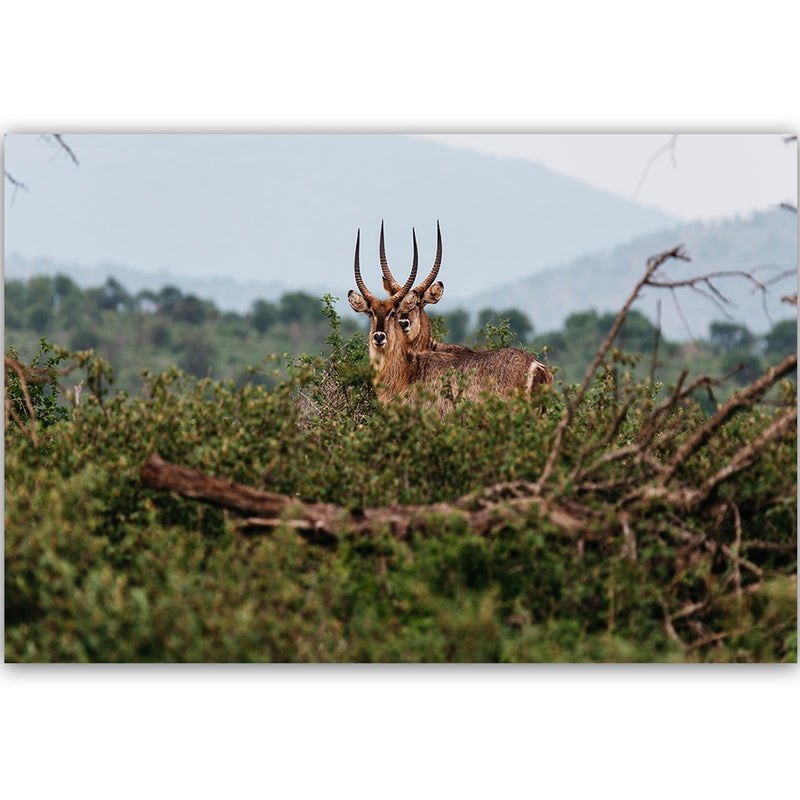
[348,293,402,360]
[397,282,445,345]
[348,226,419,366]
[380,221,444,350]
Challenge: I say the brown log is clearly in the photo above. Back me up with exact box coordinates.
[140,454,585,545]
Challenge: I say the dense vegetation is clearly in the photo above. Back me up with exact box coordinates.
[5,276,797,662]
[5,273,797,397]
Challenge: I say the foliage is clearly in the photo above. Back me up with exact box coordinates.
[5,275,362,395]
[5,301,796,662]
[294,294,375,424]
[6,273,793,402]
[475,311,517,350]
[765,318,798,362]
[5,339,71,430]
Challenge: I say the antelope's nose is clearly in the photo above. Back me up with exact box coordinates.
[373,331,387,347]
[399,319,411,332]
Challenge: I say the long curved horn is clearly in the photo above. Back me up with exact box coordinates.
[388,228,418,304]
[414,220,442,294]
[379,220,402,294]
[353,229,375,304]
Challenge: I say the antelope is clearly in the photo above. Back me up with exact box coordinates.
[347,227,553,411]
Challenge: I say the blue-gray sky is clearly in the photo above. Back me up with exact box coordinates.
[413,134,797,220]
[4,133,795,304]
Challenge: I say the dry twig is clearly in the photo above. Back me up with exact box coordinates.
[4,356,39,447]
[634,134,678,197]
[52,134,80,166]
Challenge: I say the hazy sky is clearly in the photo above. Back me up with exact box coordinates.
[412,134,797,221]
[4,133,796,299]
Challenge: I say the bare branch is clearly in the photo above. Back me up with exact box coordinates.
[668,286,697,340]
[52,134,80,166]
[634,134,678,197]
[4,170,28,191]
[759,269,796,288]
[635,366,741,450]
[535,246,690,491]
[140,454,586,545]
[681,405,797,509]
[649,269,769,302]
[649,299,662,384]
[4,170,29,203]
[4,357,40,448]
[659,353,798,484]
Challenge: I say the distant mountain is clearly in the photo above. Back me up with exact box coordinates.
[4,134,676,300]
[462,209,797,340]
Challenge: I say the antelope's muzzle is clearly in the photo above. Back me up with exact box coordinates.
[373,331,387,347]
[399,317,411,333]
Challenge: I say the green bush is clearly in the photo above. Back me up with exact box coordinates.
[4,308,797,662]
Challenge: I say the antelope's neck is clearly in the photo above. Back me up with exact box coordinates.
[414,329,435,351]
[415,314,435,352]
[371,338,413,403]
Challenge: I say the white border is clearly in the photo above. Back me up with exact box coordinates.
[3,3,798,798]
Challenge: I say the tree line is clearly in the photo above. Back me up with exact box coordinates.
[5,273,796,396]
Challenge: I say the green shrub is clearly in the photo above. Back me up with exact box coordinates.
[4,310,796,662]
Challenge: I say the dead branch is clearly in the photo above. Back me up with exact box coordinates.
[535,246,690,490]
[574,364,741,487]
[730,502,743,599]
[634,403,796,512]
[140,454,585,545]
[538,244,785,491]
[760,268,796,288]
[634,134,678,197]
[635,367,741,449]
[659,353,797,484]
[649,299,662,384]
[570,397,635,482]
[4,170,29,202]
[52,134,80,166]
[649,268,779,324]
[683,405,796,508]
[4,356,39,447]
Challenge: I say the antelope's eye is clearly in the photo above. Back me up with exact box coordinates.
[387,310,395,318]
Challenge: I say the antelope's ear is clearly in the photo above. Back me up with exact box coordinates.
[422,281,444,306]
[348,290,369,313]
[398,290,419,313]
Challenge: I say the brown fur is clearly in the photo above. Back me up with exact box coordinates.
[351,288,552,412]
[353,225,552,412]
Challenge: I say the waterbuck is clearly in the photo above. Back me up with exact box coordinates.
[348,227,553,411]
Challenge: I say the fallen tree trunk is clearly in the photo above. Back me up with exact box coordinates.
[140,454,585,545]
